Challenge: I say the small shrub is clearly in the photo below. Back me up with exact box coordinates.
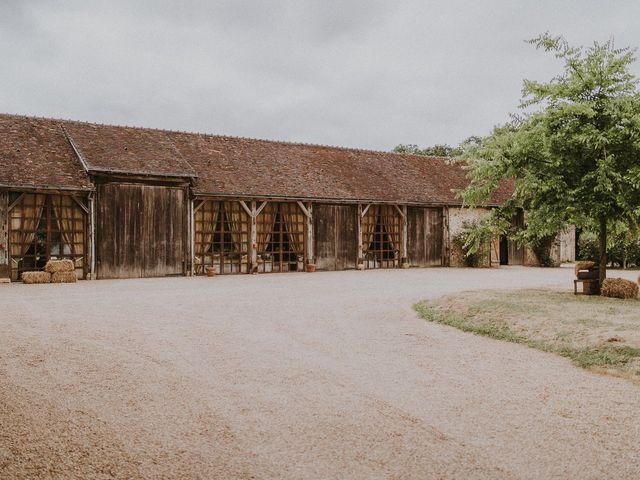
[452,221,493,267]
[601,278,639,300]
[529,235,559,267]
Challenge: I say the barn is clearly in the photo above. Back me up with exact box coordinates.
[0,113,538,282]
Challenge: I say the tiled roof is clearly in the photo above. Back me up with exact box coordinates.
[0,115,92,191]
[0,113,513,205]
[63,120,196,178]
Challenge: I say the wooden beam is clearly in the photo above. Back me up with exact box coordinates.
[305,203,314,263]
[357,204,363,268]
[361,203,371,218]
[296,201,311,219]
[250,201,258,270]
[255,201,267,217]
[193,199,205,213]
[239,200,252,217]
[442,206,450,266]
[71,195,89,214]
[401,205,408,262]
[189,199,195,276]
[89,193,96,279]
[8,193,24,212]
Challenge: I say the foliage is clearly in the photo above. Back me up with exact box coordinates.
[529,235,559,267]
[394,136,482,158]
[578,224,640,268]
[451,220,490,267]
[460,33,640,281]
[394,143,462,157]
[452,216,510,267]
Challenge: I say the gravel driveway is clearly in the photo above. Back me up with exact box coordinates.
[1,267,639,479]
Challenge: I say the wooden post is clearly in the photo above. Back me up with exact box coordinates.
[188,198,194,276]
[306,203,314,264]
[357,204,363,269]
[402,205,408,262]
[0,191,9,282]
[250,200,258,269]
[296,201,314,264]
[442,206,450,267]
[393,204,409,268]
[89,193,96,279]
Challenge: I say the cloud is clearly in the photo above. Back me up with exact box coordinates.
[1,0,639,150]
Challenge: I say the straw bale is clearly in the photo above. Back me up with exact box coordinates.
[601,278,639,300]
[21,271,51,284]
[574,261,595,276]
[44,259,75,273]
[50,271,78,283]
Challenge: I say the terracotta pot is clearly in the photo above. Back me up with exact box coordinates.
[205,267,216,277]
[305,263,316,273]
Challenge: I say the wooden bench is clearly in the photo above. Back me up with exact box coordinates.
[574,279,599,295]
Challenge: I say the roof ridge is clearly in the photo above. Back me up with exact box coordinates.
[0,111,455,162]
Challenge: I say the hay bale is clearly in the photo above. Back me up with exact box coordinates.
[21,271,51,284]
[44,259,75,273]
[574,261,595,276]
[50,271,77,284]
[601,278,639,300]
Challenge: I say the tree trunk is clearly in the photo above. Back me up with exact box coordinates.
[598,215,607,287]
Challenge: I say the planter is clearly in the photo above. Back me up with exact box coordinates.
[205,267,217,277]
[305,263,316,273]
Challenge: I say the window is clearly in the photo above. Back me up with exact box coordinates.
[361,205,401,269]
[194,200,250,274]
[9,193,87,281]
[255,202,306,273]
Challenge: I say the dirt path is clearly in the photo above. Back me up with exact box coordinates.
[1,267,639,479]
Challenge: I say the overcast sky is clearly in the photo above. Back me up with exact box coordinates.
[2,1,639,151]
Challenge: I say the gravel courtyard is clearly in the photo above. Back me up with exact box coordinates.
[1,267,639,479]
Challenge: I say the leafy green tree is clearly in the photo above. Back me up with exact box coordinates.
[461,33,640,284]
[394,137,484,158]
[394,143,462,157]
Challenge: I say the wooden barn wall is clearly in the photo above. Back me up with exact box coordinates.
[0,190,8,280]
[407,206,444,267]
[96,183,187,279]
[314,204,357,271]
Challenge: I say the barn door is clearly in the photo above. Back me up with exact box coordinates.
[407,207,444,267]
[490,235,501,267]
[314,204,357,271]
[96,184,186,279]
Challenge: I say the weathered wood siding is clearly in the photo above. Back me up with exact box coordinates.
[0,190,8,280]
[96,183,187,279]
[507,239,524,265]
[407,206,444,267]
[314,204,357,271]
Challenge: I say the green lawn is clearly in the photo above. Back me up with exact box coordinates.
[415,289,640,381]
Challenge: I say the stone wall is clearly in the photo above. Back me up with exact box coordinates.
[448,207,492,267]
[0,190,8,281]
[523,227,576,267]
[558,227,576,263]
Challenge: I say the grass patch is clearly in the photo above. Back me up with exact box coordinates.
[415,288,640,380]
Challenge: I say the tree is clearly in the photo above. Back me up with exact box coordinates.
[461,33,640,285]
[393,137,483,158]
[394,143,462,157]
